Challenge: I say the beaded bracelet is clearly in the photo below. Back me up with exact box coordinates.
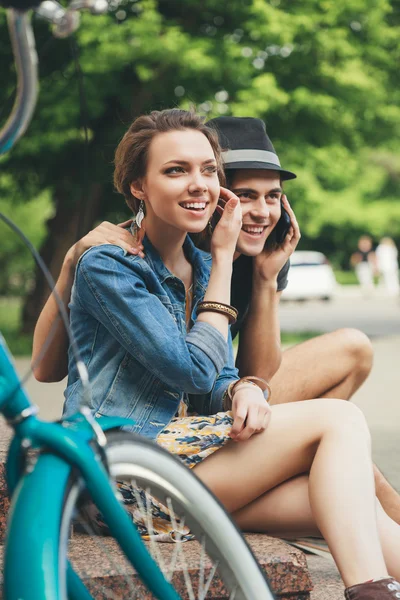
[197,301,238,325]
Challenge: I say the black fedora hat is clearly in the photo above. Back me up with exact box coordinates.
[207,116,296,181]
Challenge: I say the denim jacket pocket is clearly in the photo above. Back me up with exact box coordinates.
[93,361,179,433]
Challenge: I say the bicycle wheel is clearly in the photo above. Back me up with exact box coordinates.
[61,430,274,600]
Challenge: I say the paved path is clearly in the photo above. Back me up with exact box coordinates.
[280,293,400,337]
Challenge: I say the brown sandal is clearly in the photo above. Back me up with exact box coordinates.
[345,577,400,599]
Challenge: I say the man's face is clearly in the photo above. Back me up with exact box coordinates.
[229,169,282,257]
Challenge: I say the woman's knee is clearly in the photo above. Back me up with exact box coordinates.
[317,399,371,447]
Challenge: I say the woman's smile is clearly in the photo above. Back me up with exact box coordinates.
[179,198,210,217]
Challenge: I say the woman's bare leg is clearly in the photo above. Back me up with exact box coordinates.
[234,474,321,538]
[194,399,388,587]
[268,329,400,526]
[232,475,400,581]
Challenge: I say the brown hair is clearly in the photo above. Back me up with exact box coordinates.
[114,109,225,214]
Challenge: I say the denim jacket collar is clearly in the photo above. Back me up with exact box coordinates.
[132,226,210,291]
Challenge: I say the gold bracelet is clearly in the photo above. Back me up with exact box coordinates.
[224,376,271,407]
[222,381,236,411]
[240,376,272,401]
[197,301,238,325]
[222,380,258,410]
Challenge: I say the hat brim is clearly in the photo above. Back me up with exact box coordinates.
[223,160,297,181]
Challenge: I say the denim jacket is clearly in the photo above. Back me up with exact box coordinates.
[64,234,239,439]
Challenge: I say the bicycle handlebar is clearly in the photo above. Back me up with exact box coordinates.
[0,0,108,155]
[0,10,38,155]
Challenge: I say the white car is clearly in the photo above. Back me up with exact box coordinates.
[282,251,337,301]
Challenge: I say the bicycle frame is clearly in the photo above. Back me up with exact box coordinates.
[0,337,181,600]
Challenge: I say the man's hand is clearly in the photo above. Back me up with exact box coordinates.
[66,219,145,266]
[230,383,272,442]
[254,195,301,284]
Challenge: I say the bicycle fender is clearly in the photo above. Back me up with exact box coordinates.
[4,452,72,600]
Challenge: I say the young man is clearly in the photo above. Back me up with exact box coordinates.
[32,115,400,523]
[209,117,375,405]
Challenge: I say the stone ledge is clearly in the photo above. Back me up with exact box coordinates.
[0,417,12,545]
[66,532,312,598]
[0,512,312,598]
[0,464,9,546]
[0,534,313,598]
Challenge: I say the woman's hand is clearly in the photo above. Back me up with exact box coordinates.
[230,383,272,442]
[254,195,301,284]
[210,187,242,259]
[66,219,144,266]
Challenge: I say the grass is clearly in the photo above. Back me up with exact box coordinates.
[334,269,380,286]
[0,297,32,356]
[280,331,324,346]
[232,330,322,354]
[333,269,359,285]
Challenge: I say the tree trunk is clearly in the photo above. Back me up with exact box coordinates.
[21,181,103,334]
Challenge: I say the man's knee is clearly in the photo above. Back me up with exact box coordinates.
[336,328,374,379]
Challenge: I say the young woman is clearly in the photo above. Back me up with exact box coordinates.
[41,109,400,598]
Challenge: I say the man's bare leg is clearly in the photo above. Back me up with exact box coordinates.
[266,327,400,525]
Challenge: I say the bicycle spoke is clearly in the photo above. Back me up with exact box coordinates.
[202,560,219,598]
[75,513,133,600]
[198,536,207,600]
[130,480,167,576]
[167,498,196,600]
[165,497,186,581]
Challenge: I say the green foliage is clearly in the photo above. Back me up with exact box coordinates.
[0,176,53,295]
[1,0,400,299]
[0,298,32,355]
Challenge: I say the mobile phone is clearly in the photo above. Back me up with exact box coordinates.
[274,201,291,245]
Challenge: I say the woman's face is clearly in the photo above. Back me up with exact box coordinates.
[229,169,282,256]
[136,129,220,234]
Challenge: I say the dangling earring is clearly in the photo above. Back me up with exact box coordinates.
[135,200,145,229]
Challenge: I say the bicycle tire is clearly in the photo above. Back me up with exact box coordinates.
[60,430,275,600]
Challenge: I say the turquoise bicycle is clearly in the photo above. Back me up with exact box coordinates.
[0,2,275,598]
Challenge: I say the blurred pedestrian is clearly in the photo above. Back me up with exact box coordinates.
[351,235,377,294]
[376,237,400,296]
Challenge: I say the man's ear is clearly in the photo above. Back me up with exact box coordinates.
[130,180,146,200]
